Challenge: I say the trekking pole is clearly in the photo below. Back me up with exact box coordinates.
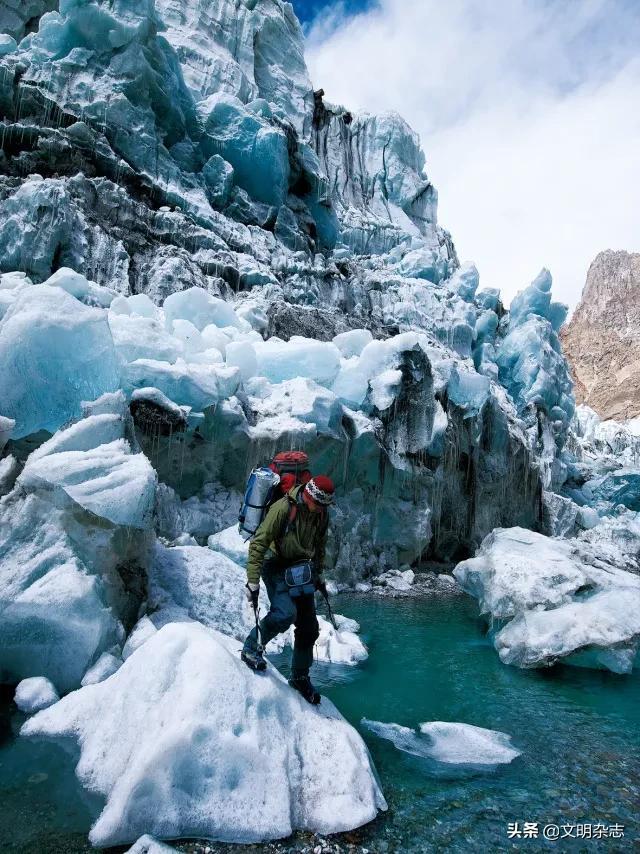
[253,603,264,655]
[321,590,339,631]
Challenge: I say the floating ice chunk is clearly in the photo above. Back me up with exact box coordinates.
[208,525,250,567]
[362,719,520,767]
[81,652,122,686]
[122,616,158,660]
[22,623,386,846]
[226,340,257,382]
[164,287,243,331]
[332,329,373,358]
[268,615,368,666]
[127,294,158,318]
[496,590,640,674]
[14,677,60,714]
[418,722,521,765]
[455,527,640,672]
[254,337,341,385]
[0,285,120,438]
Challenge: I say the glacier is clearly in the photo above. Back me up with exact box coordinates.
[1,0,638,848]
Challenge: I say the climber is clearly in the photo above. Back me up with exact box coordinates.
[241,475,335,704]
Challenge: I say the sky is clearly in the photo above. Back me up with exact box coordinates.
[292,0,640,310]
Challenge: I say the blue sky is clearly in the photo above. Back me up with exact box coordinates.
[292,0,372,25]
[295,0,640,309]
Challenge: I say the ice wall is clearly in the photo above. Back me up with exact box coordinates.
[0,0,575,576]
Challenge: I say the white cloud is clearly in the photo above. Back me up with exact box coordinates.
[305,0,640,309]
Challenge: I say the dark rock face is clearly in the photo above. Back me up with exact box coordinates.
[561,250,640,420]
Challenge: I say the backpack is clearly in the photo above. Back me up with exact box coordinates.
[268,451,312,498]
[238,451,311,541]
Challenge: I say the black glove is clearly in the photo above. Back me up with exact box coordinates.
[315,578,328,597]
[245,583,259,609]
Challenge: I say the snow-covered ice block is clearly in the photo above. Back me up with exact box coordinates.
[0,494,120,692]
[496,590,640,674]
[124,358,239,412]
[81,652,122,686]
[362,719,520,767]
[454,527,640,672]
[248,377,343,438]
[0,285,120,438]
[225,340,257,382]
[20,434,156,530]
[254,337,341,386]
[122,616,158,660]
[207,525,249,567]
[14,677,60,714]
[333,329,373,358]
[22,623,386,846]
[149,543,251,640]
[164,287,243,331]
[43,267,116,308]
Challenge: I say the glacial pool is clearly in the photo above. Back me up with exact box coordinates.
[0,593,638,853]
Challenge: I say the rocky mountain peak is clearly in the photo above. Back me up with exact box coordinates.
[561,249,640,420]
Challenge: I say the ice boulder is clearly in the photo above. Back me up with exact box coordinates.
[0,399,156,691]
[0,285,120,438]
[454,527,640,672]
[22,623,387,846]
[14,677,60,714]
[164,287,243,331]
[207,525,250,566]
[254,337,341,386]
[0,415,14,453]
[148,543,252,640]
[362,720,520,768]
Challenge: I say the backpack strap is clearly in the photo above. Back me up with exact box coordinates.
[275,494,298,554]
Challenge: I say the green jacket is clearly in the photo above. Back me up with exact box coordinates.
[246,486,329,585]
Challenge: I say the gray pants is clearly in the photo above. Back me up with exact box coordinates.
[243,559,320,677]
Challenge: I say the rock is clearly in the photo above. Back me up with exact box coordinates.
[561,250,640,420]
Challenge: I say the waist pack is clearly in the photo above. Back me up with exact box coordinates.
[284,561,315,598]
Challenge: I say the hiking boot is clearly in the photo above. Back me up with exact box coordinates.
[289,675,320,704]
[241,648,266,672]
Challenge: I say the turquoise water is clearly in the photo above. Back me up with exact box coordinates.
[0,595,638,853]
[314,594,640,853]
